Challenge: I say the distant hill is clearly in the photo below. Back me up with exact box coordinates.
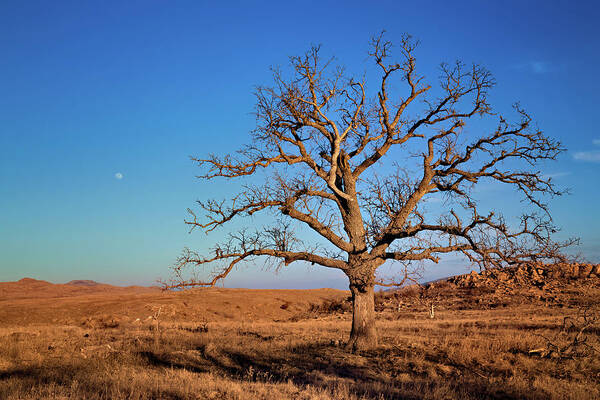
[0,277,156,301]
[18,277,49,284]
[67,280,101,286]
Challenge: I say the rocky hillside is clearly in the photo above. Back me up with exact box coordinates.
[379,263,600,312]
[447,262,600,288]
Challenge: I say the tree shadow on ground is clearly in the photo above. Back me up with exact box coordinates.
[135,341,551,400]
[0,339,554,399]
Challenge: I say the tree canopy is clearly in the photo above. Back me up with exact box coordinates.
[166,33,573,350]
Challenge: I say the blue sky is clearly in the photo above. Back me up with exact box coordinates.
[1,1,599,288]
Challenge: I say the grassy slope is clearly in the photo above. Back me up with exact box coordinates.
[0,278,598,399]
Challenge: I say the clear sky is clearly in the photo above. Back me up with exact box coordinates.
[1,0,599,289]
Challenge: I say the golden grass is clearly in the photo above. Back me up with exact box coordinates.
[0,284,598,399]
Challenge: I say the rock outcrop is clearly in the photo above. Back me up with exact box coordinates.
[447,262,599,289]
[386,262,600,311]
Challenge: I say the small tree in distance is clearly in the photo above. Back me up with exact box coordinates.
[166,33,574,351]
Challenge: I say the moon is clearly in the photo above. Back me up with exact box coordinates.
[115,172,123,180]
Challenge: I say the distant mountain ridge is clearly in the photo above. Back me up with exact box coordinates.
[0,277,156,300]
[66,280,101,286]
[17,277,50,284]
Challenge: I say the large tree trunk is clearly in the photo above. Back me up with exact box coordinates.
[347,282,377,352]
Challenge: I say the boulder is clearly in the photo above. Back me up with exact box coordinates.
[579,264,593,278]
[571,264,580,277]
[496,271,509,281]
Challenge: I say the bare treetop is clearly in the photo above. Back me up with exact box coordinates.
[166,33,574,350]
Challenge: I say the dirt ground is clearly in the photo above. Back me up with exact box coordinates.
[0,277,598,399]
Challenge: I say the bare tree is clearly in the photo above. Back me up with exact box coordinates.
[165,33,573,351]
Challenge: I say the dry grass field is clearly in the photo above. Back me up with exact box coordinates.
[0,273,599,400]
